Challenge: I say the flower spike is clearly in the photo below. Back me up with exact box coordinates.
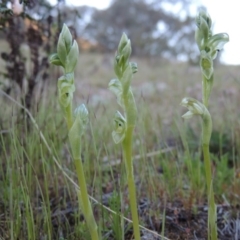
[108,33,141,239]
[50,24,99,240]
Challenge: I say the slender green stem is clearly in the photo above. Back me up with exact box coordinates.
[202,78,217,240]
[202,75,208,108]
[122,126,141,240]
[202,74,214,108]
[66,110,99,240]
[74,158,99,240]
[202,144,211,196]
[65,102,73,129]
[202,144,217,240]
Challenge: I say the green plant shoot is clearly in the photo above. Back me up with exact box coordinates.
[109,33,141,240]
[50,24,100,240]
[181,11,229,240]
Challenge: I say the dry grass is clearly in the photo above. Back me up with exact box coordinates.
[1,51,240,239]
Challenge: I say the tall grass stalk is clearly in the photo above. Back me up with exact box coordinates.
[181,10,229,240]
[50,24,99,240]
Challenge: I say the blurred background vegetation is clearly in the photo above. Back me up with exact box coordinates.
[0,0,207,110]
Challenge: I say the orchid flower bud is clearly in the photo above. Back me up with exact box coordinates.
[195,16,209,50]
[208,33,229,59]
[200,50,213,80]
[114,55,122,78]
[57,73,75,108]
[130,62,138,74]
[112,111,126,144]
[121,39,131,65]
[49,53,64,67]
[51,24,79,75]
[180,97,207,119]
[74,104,89,127]
[65,40,79,73]
[181,97,212,144]
[109,78,124,107]
[68,104,89,159]
[57,24,73,67]
[115,33,133,74]
[118,33,129,53]
[195,10,229,61]
[196,10,212,29]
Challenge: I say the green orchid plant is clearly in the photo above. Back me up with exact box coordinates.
[195,10,229,107]
[109,33,141,240]
[50,24,100,240]
[181,11,229,240]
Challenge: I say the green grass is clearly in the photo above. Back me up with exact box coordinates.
[0,53,240,239]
